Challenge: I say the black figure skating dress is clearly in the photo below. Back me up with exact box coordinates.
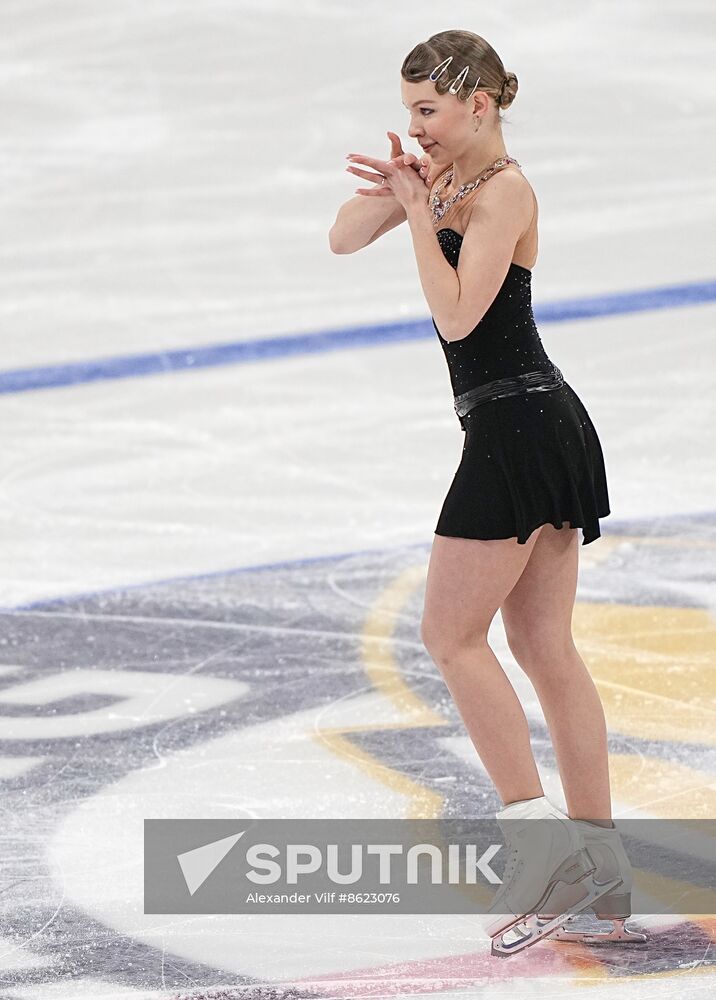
[433,227,610,545]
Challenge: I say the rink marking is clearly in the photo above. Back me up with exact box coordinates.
[573,602,716,747]
[0,606,425,650]
[359,563,444,727]
[3,512,712,614]
[313,561,447,821]
[1,277,715,394]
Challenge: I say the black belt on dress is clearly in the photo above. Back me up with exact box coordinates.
[453,364,565,419]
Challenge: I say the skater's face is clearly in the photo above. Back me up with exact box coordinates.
[400,77,489,165]
[400,78,484,163]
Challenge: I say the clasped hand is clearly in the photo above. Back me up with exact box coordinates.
[345,131,432,211]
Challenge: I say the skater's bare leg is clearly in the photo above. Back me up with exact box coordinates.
[421,527,547,805]
[500,523,612,824]
[527,654,612,823]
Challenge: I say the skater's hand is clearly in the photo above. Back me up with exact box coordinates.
[345,132,433,201]
[345,145,430,211]
[386,131,434,187]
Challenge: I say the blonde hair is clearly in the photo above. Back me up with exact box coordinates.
[401,29,518,114]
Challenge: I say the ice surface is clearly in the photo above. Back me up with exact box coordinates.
[0,1,714,996]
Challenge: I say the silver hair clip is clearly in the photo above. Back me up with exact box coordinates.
[429,56,453,81]
[448,65,470,94]
[430,56,481,98]
[466,74,481,98]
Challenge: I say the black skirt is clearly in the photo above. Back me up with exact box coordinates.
[434,382,611,545]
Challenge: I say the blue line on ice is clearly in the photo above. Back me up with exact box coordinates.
[1,277,715,394]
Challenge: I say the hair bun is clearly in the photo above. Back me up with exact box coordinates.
[499,71,518,108]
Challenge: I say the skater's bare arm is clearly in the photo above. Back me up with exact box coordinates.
[329,132,431,254]
[329,195,406,254]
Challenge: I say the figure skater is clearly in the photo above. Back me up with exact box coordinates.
[329,29,647,955]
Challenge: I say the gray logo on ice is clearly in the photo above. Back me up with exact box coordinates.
[177,831,246,895]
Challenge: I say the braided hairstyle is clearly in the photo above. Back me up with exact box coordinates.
[402,29,518,116]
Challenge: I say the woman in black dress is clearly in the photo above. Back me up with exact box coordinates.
[331,30,645,953]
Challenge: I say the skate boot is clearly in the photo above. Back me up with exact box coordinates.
[535,810,648,944]
[484,794,622,957]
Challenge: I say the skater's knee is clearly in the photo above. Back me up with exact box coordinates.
[420,614,490,666]
[504,625,577,676]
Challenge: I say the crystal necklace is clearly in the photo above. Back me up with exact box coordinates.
[430,155,522,224]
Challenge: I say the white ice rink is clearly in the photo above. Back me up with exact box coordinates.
[0,1,715,997]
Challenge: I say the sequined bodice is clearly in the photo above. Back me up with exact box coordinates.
[433,228,554,397]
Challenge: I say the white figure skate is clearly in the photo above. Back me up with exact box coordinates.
[534,807,648,944]
[485,795,622,958]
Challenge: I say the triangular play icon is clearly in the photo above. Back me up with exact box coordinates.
[177,831,246,895]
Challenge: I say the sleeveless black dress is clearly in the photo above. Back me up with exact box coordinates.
[433,227,610,545]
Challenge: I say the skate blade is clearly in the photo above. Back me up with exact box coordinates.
[550,917,648,944]
[490,874,623,958]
